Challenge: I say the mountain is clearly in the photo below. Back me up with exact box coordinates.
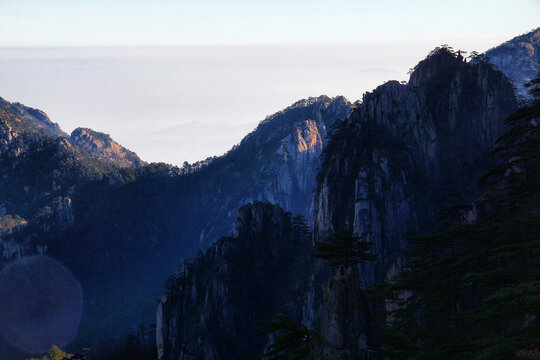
[69,127,145,167]
[0,100,117,267]
[0,94,351,355]
[375,78,540,359]
[314,47,517,285]
[191,95,352,244]
[157,47,518,359]
[0,97,67,139]
[486,27,540,98]
[0,29,534,358]
[157,202,314,360]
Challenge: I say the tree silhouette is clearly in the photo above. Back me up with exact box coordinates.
[256,314,315,360]
[313,230,376,269]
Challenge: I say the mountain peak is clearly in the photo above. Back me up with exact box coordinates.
[69,127,144,168]
[486,27,540,98]
[408,46,465,87]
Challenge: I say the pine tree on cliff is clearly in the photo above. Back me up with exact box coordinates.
[313,230,377,270]
[256,314,316,360]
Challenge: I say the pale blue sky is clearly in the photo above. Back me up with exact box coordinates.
[1,0,539,47]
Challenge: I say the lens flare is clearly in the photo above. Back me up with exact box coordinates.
[0,255,83,354]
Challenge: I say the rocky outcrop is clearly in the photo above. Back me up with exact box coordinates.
[191,95,352,246]
[157,202,313,360]
[314,48,517,286]
[69,127,144,167]
[315,267,381,360]
[0,97,67,139]
[486,27,540,99]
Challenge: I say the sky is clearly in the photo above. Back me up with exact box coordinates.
[0,0,538,164]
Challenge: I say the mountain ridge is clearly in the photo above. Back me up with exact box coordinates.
[486,27,540,98]
[69,127,145,167]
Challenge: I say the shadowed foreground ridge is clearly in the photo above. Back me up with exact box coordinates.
[157,202,314,360]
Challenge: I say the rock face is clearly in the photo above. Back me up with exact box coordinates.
[157,202,313,360]
[192,95,352,245]
[314,48,517,286]
[69,127,145,167]
[316,267,381,360]
[486,27,540,99]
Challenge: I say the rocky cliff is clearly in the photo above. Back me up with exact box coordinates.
[486,27,540,99]
[0,94,352,353]
[314,47,517,285]
[157,202,313,360]
[69,127,145,167]
[315,267,381,360]
[190,95,352,245]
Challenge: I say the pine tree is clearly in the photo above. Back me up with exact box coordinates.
[313,230,376,269]
[256,314,316,360]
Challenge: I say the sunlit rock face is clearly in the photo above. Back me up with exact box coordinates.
[69,127,145,167]
[0,92,352,351]
[486,27,540,99]
[314,49,517,286]
[193,95,352,246]
[0,256,83,354]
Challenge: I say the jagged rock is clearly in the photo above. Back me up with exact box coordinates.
[314,48,517,286]
[194,95,352,245]
[316,267,381,360]
[69,127,145,167]
[157,202,313,360]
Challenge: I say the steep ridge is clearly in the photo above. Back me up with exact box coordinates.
[157,47,518,360]
[69,127,145,167]
[190,95,352,245]
[376,78,540,359]
[157,202,313,360]
[314,47,517,286]
[486,27,540,99]
[0,95,352,353]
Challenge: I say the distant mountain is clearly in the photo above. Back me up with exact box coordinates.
[486,27,540,98]
[0,100,117,267]
[0,94,352,354]
[70,127,145,167]
[0,97,67,138]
